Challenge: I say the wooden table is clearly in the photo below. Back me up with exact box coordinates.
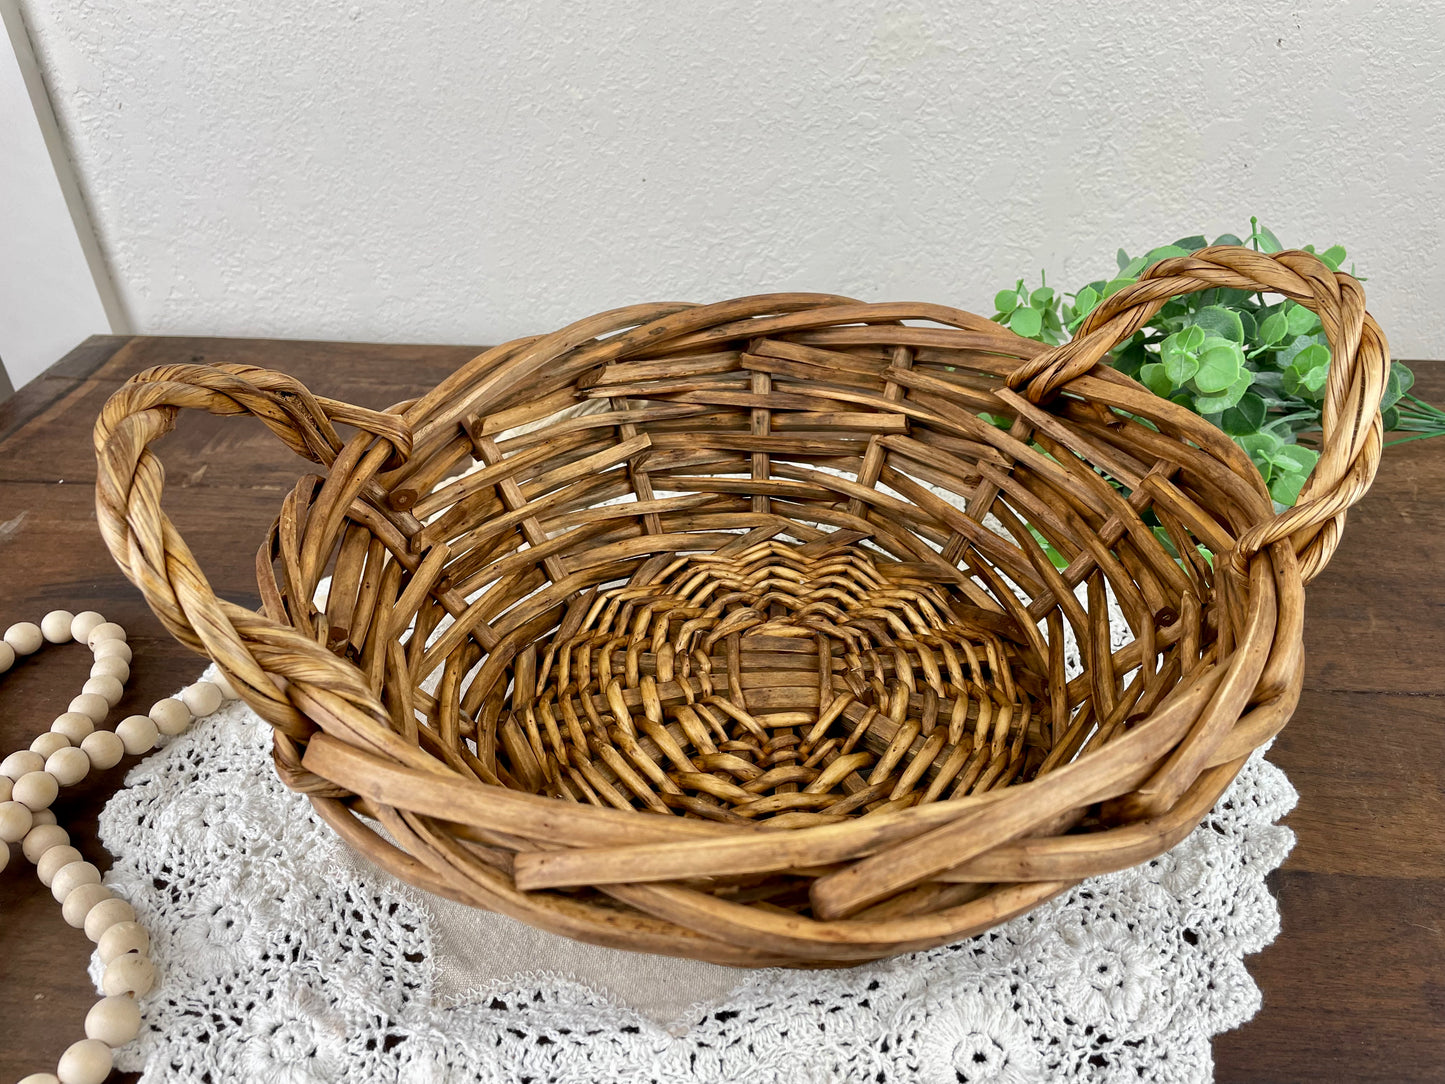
[1,336,1441,1082]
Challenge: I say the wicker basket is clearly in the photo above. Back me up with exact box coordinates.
[93,246,1387,967]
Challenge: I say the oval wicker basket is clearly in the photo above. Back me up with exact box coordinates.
[94,246,1387,967]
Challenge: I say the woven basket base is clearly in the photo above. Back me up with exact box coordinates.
[493,539,1042,826]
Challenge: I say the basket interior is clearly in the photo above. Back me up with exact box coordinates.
[295,314,1242,831]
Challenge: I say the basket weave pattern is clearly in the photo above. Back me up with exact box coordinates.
[94,247,1387,966]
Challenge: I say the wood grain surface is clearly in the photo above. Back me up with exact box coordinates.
[0,336,1440,1081]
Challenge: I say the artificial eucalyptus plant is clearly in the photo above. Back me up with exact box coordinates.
[991,219,1444,509]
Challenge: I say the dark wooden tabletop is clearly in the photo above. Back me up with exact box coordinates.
[1,336,1441,1082]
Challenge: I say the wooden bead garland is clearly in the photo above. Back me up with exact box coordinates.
[0,609,235,1083]
[39,611,75,644]
[84,996,142,1047]
[50,713,94,745]
[29,732,71,760]
[83,897,138,943]
[4,622,44,656]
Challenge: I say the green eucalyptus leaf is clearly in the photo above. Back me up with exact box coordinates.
[1238,429,1284,463]
[1139,362,1173,398]
[1237,309,1258,343]
[993,289,1019,313]
[1117,248,1131,271]
[1285,302,1320,336]
[1293,342,1332,375]
[1111,337,1150,378]
[1160,331,1191,364]
[1273,444,1320,475]
[1220,392,1267,436]
[1008,305,1043,339]
[1193,369,1252,413]
[1214,288,1255,308]
[1172,235,1208,251]
[1213,233,1244,246]
[1275,330,1326,371]
[1030,286,1055,308]
[1177,325,1206,352]
[1145,245,1191,263]
[1382,361,1415,413]
[1382,366,1406,412]
[1074,285,1100,316]
[1256,225,1283,253]
[1269,468,1308,506]
[1320,245,1346,271]
[1282,345,1331,400]
[1121,256,1150,278]
[1259,311,1289,346]
[1102,276,1135,298]
[1191,305,1246,343]
[1158,298,1194,324]
[1193,341,1245,393]
[1383,405,1400,429]
[1163,346,1200,386]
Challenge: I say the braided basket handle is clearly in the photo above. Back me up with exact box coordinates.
[93,362,413,739]
[1005,245,1390,584]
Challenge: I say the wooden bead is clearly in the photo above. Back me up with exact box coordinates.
[22,822,70,863]
[90,655,130,682]
[62,881,112,928]
[0,639,14,673]
[69,610,106,642]
[115,714,159,755]
[1,749,45,781]
[13,770,59,811]
[57,1037,113,1084]
[51,711,95,744]
[37,844,83,886]
[30,732,72,759]
[0,799,34,842]
[31,807,57,826]
[149,697,192,736]
[46,745,91,786]
[51,859,101,903]
[68,693,111,724]
[101,951,156,997]
[4,620,43,655]
[85,621,127,647]
[212,670,240,699]
[83,896,136,942]
[180,681,224,718]
[0,842,6,873]
[93,638,132,664]
[85,994,143,1046]
[98,920,150,964]
[80,730,125,771]
[0,774,9,803]
[41,609,75,643]
[17,1073,60,1084]
[82,675,125,707]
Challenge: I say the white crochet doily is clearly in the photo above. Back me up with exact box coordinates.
[92,656,1297,1084]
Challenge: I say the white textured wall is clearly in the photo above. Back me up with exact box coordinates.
[22,0,1445,356]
